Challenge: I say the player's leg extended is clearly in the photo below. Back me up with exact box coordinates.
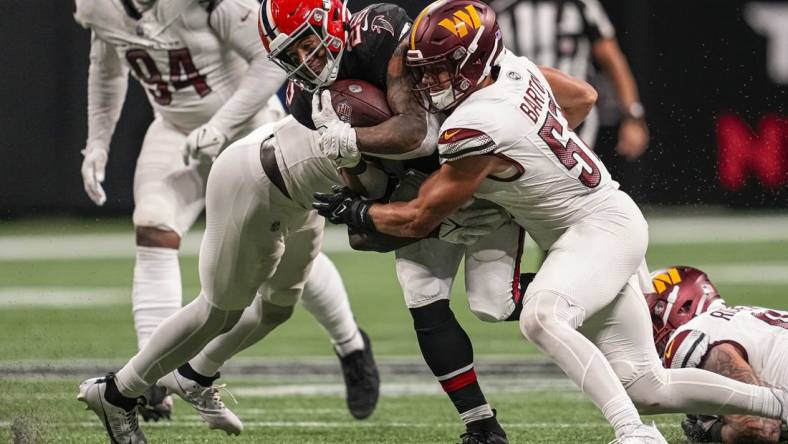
[301,253,365,358]
[464,220,525,322]
[131,118,204,350]
[592,273,784,420]
[519,192,651,439]
[188,210,325,375]
[397,239,506,442]
[110,143,276,417]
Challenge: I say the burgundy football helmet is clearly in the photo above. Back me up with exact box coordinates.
[405,0,504,112]
[646,266,725,355]
[258,0,350,90]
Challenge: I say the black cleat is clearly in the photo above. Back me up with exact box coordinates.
[459,430,509,444]
[461,410,508,444]
[139,384,173,422]
[337,328,380,419]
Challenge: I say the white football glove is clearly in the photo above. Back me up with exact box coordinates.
[312,90,360,168]
[80,145,109,206]
[182,123,228,165]
[438,207,510,245]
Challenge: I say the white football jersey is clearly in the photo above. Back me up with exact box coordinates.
[74,0,254,131]
[437,51,618,249]
[665,305,788,391]
[233,116,340,209]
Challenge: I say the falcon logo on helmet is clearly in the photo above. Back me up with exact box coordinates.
[645,266,726,355]
[405,0,504,112]
[258,0,351,91]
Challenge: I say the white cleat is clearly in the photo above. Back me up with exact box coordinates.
[77,375,147,444]
[159,370,243,435]
[610,423,669,444]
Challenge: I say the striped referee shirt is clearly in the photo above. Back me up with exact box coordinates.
[490,0,615,81]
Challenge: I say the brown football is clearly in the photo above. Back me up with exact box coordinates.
[327,79,392,128]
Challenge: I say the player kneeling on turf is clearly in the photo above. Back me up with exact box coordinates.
[647,266,788,443]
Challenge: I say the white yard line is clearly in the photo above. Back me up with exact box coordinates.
[1,214,787,260]
[1,260,785,308]
[0,287,128,307]
[0,420,682,429]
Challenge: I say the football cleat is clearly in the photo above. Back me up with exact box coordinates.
[77,374,147,444]
[338,329,380,419]
[610,423,668,444]
[139,384,173,422]
[159,369,243,435]
[459,430,509,444]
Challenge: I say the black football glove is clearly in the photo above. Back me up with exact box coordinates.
[313,185,377,234]
[681,414,724,442]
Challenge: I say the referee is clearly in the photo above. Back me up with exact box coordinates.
[490,0,649,160]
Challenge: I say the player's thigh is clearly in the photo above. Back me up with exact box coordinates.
[525,200,648,319]
[580,269,662,386]
[395,238,465,309]
[198,144,282,311]
[464,222,525,322]
[133,118,209,234]
[258,210,325,307]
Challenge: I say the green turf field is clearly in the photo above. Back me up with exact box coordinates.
[0,214,786,443]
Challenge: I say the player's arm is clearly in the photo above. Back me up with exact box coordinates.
[205,0,287,140]
[701,343,782,443]
[592,38,649,159]
[313,157,496,239]
[80,32,130,205]
[539,66,597,129]
[354,39,433,158]
[85,32,128,153]
[580,0,648,159]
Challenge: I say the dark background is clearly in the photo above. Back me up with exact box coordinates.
[0,0,785,217]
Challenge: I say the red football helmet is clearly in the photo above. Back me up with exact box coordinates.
[258,0,350,90]
[405,0,504,112]
[646,266,725,355]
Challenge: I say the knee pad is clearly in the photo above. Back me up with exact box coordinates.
[260,301,295,326]
[133,194,177,232]
[519,290,586,343]
[468,280,518,323]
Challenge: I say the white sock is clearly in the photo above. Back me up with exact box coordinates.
[300,253,364,357]
[132,246,182,350]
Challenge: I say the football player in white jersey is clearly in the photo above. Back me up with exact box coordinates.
[77,101,502,442]
[313,1,788,442]
[647,266,788,443]
[73,0,378,423]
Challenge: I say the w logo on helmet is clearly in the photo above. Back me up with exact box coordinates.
[652,268,682,294]
[438,5,481,38]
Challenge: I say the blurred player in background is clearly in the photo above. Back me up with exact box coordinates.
[259,0,525,441]
[74,0,378,422]
[314,0,788,442]
[647,266,788,443]
[490,0,648,160]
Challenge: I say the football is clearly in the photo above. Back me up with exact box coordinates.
[328,79,392,128]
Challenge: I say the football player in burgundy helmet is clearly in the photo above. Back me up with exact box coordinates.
[645,266,725,357]
[647,266,788,443]
[314,0,788,442]
[406,0,504,113]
